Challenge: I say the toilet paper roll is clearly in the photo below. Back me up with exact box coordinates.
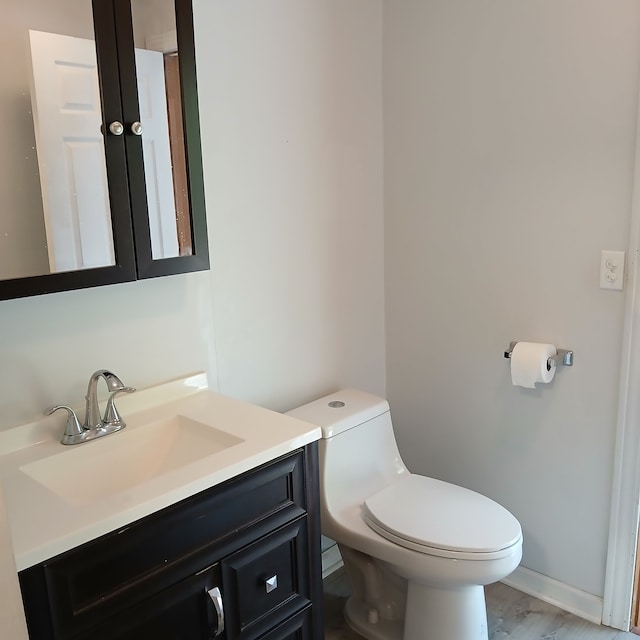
[510,342,556,388]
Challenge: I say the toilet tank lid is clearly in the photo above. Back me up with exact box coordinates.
[285,388,389,438]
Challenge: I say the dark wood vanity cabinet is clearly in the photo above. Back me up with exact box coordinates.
[18,444,324,640]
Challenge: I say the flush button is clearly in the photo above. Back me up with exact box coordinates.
[328,401,345,408]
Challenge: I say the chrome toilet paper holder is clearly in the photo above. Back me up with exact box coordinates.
[503,341,574,367]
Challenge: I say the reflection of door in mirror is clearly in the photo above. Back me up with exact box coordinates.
[28,29,115,273]
[29,30,183,269]
[1,0,99,281]
[131,0,193,260]
[164,52,192,257]
[135,47,181,260]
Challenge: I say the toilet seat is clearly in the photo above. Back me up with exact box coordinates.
[362,475,522,561]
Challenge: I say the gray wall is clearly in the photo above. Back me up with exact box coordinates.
[193,0,386,410]
[384,0,640,597]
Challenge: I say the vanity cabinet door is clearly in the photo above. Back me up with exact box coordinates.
[259,608,313,640]
[222,519,311,640]
[83,564,223,640]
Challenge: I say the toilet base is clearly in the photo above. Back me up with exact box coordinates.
[404,581,488,640]
[344,595,403,640]
[344,582,488,640]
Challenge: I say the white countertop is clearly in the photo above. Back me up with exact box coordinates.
[0,374,321,639]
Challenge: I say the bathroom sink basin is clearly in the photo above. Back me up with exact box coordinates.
[20,415,244,507]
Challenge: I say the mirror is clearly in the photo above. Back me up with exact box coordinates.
[28,28,116,274]
[1,0,102,281]
[1,0,197,286]
[131,0,193,260]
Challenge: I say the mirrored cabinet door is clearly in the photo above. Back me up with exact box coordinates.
[0,0,208,301]
[113,0,208,279]
[0,0,137,300]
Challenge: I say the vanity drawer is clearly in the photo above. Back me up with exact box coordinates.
[19,449,309,640]
[80,564,223,640]
[222,518,310,639]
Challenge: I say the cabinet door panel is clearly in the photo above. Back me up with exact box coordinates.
[85,564,222,640]
[223,519,311,638]
[259,607,313,640]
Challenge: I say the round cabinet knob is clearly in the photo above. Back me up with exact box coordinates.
[108,121,124,136]
[130,121,143,136]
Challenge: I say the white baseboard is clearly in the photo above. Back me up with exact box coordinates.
[322,544,344,579]
[502,565,604,625]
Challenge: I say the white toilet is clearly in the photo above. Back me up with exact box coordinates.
[287,389,522,640]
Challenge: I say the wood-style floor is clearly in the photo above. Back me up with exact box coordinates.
[323,568,637,639]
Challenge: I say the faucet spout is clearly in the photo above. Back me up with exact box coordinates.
[84,369,126,430]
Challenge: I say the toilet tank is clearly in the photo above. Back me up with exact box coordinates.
[286,389,410,515]
[285,388,389,438]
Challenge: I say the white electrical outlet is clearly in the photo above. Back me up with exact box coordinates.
[600,250,625,291]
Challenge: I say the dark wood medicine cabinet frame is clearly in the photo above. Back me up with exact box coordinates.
[0,0,209,302]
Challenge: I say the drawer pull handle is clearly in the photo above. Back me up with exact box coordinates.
[265,575,278,593]
[207,586,225,637]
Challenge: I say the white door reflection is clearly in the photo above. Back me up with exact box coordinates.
[28,29,180,273]
[135,47,179,260]
[28,29,114,273]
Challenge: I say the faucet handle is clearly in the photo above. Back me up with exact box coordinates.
[103,386,136,428]
[46,405,84,445]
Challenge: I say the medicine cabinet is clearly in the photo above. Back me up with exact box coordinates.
[0,0,209,301]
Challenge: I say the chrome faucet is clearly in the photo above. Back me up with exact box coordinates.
[46,369,135,445]
[84,370,130,430]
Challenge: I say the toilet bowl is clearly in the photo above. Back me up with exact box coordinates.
[287,389,522,640]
